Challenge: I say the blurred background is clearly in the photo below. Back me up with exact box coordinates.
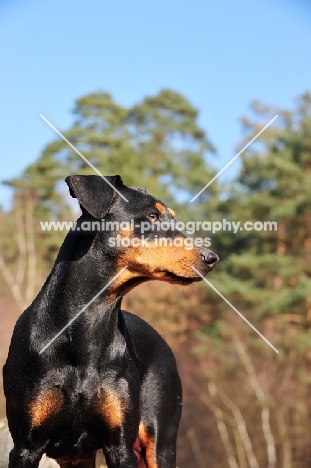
[0,1,311,467]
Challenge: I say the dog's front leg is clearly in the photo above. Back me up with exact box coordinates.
[103,431,139,468]
[8,447,43,468]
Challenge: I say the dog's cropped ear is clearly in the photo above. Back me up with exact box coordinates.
[65,175,123,219]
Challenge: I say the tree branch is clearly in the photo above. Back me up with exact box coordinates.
[204,382,239,468]
[0,253,25,312]
[25,194,37,306]
[186,427,205,468]
[14,196,27,290]
[215,383,259,468]
[234,338,276,468]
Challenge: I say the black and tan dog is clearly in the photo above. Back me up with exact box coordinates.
[3,175,218,468]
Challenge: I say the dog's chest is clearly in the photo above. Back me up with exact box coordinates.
[28,368,136,461]
[29,366,132,430]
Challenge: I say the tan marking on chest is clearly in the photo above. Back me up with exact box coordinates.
[96,390,126,429]
[29,388,63,427]
[139,422,158,468]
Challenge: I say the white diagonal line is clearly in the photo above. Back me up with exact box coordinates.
[39,266,128,354]
[190,115,278,202]
[40,114,129,202]
[191,267,279,353]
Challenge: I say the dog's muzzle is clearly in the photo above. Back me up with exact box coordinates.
[199,249,219,271]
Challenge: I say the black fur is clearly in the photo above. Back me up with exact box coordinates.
[3,175,218,468]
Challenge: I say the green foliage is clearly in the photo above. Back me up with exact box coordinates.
[205,93,311,322]
[1,89,216,271]
[36,89,215,211]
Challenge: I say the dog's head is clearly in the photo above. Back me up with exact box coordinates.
[66,175,218,294]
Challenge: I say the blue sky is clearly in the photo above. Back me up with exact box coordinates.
[0,0,310,208]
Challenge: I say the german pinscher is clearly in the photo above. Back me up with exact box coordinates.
[3,175,218,468]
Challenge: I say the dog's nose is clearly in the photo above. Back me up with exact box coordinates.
[200,249,219,267]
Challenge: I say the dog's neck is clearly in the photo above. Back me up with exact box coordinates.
[31,225,131,359]
[38,225,123,327]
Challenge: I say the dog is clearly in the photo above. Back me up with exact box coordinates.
[3,175,218,468]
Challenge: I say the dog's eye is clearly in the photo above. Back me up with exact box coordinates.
[148,213,159,222]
